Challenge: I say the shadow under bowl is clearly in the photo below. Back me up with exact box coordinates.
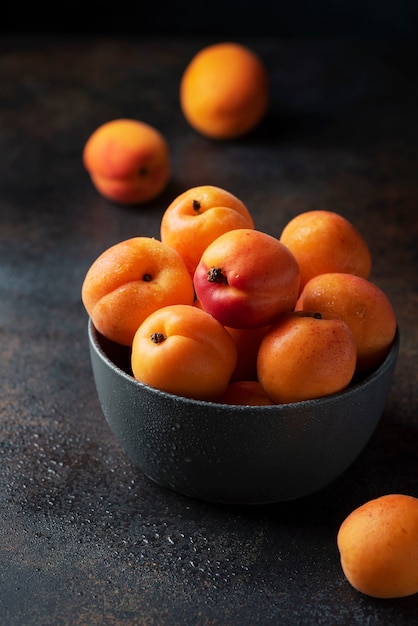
[88,319,399,505]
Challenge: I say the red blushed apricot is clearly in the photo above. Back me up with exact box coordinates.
[81,237,194,346]
[279,210,372,293]
[83,118,170,205]
[337,494,418,598]
[160,185,254,276]
[194,229,301,329]
[131,304,237,401]
[295,272,397,374]
[257,311,357,403]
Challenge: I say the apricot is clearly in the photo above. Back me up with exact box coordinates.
[217,381,274,406]
[131,304,237,401]
[180,42,269,140]
[194,229,300,329]
[279,210,372,293]
[226,325,270,382]
[83,118,170,205]
[296,272,397,374]
[194,301,266,384]
[337,494,418,598]
[81,237,194,346]
[257,311,357,403]
[160,185,255,276]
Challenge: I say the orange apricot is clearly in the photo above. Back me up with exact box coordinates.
[217,381,274,406]
[83,118,170,205]
[337,494,418,598]
[279,210,372,293]
[295,272,397,374]
[180,42,269,140]
[257,311,357,403]
[160,185,254,276]
[81,237,194,346]
[131,304,237,401]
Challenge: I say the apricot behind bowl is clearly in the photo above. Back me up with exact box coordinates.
[83,119,170,205]
[180,42,269,140]
[88,319,399,505]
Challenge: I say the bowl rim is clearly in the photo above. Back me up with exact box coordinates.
[88,318,400,412]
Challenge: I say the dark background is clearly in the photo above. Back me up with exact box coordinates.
[1,7,418,625]
[2,1,418,39]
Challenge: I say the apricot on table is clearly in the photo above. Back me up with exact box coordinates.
[257,311,357,403]
[160,185,255,276]
[337,494,418,598]
[81,237,194,346]
[131,304,237,401]
[180,42,269,140]
[194,228,301,329]
[83,118,170,205]
[296,272,397,374]
[279,210,372,293]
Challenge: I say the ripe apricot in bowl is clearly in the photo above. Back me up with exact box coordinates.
[296,273,397,374]
[217,381,275,406]
[131,304,237,401]
[160,185,255,276]
[81,237,194,346]
[87,319,399,505]
[257,311,357,404]
[180,42,269,140]
[83,118,170,205]
[279,210,372,293]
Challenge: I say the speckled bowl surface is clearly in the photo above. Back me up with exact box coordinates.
[88,319,399,505]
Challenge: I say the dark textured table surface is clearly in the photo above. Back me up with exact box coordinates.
[0,36,417,625]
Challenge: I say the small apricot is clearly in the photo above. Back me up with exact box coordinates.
[81,237,194,346]
[83,118,170,205]
[337,494,418,598]
[225,325,270,382]
[131,304,237,401]
[217,381,274,406]
[160,185,254,276]
[196,287,269,383]
[180,42,269,140]
[257,311,357,403]
[279,210,372,293]
[296,272,397,374]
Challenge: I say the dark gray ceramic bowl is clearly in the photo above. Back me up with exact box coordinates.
[88,319,399,505]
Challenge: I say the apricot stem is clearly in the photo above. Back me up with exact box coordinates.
[207,266,228,284]
[151,332,167,344]
[293,310,323,319]
[143,273,152,281]
[192,199,201,213]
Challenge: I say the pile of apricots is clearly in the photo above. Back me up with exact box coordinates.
[82,184,397,405]
[81,42,418,602]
